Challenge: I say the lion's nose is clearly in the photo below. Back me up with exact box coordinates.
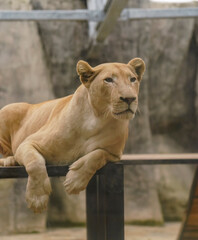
[120,97,136,105]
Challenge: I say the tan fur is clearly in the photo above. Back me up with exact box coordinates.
[0,58,145,212]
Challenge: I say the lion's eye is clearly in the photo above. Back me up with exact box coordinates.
[104,78,114,83]
[130,77,137,83]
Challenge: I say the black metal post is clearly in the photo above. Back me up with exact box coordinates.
[104,164,124,240]
[86,163,124,240]
[86,174,99,240]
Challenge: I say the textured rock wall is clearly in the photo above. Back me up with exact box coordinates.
[31,0,88,97]
[0,0,54,234]
[144,1,198,220]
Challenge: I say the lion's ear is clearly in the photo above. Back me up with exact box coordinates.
[76,60,94,88]
[128,58,145,81]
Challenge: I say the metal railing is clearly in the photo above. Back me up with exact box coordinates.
[0,8,197,21]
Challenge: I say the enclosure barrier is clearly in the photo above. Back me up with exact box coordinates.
[0,8,197,21]
[1,153,198,240]
[0,6,197,57]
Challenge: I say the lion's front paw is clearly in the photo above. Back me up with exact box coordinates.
[0,156,17,166]
[64,169,91,194]
[26,191,49,213]
[26,177,52,213]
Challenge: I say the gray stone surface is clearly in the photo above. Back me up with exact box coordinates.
[47,178,86,226]
[0,1,54,106]
[12,179,47,233]
[31,0,88,97]
[145,1,197,220]
[125,165,163,224]
[0,179,15,234]
[156,165,194,221]
[0,0,54,234]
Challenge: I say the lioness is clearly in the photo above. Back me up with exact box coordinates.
[0,58,145,212]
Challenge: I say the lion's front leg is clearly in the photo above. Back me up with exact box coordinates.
[15,142,52,213]
[64,149,120,194]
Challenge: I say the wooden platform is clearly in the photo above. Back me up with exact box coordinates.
[177,167,198,240]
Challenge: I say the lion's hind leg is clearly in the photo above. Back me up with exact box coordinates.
[0,139,12,156]
[0,156,17,166]
[0,139,15,166]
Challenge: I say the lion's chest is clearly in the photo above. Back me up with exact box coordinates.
[41,113,127,164]
[63,116,126,162]
[81,115,102,136]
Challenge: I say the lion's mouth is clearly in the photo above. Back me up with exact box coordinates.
[113,109,134,115]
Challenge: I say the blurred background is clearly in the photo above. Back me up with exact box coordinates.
[0,0,197,237]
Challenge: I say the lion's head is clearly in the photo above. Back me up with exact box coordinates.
[77,58,145,120]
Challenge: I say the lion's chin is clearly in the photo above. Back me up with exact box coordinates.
[112,110,135,120]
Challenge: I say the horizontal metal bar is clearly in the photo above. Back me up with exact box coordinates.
[0,165,69,179]
[119,159,198,165]
[120,7,198,20]
[0,166,28,178]
[0,8,197,21]
[0,10,105,22]
[0,154,198,178]
[121,153,198,161]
